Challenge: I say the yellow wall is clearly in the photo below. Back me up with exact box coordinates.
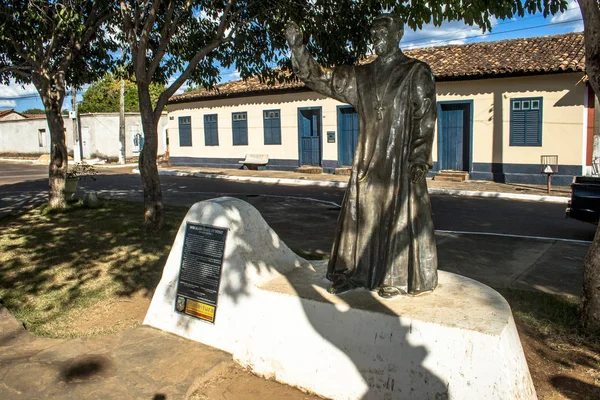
[436,73,586,166]
[169,72,587,168]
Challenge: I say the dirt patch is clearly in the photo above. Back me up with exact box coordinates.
[60,292,153,337]
[519,323,600,399]
[189,362,324,400]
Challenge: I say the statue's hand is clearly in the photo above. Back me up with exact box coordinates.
[285,21,303,47]
[410,163,428,184]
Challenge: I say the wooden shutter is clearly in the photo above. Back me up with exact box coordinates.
[204,114,219,146]
[232,112,248,145]
[178,116,192,147]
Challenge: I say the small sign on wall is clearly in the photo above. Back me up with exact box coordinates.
[327,131,335,143]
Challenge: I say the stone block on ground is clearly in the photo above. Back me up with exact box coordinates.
[295,165,323,174]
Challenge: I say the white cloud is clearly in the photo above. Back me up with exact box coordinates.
[0,79,38,98]
[0,100,17,108]
[402,19,497,49]
[551,0,580,23]
[222,70,240,82]
[550,0,583,31]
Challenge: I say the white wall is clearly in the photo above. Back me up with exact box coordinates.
[0,113,167,159]
[0,118,51,155]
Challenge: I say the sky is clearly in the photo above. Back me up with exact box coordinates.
[0,1,584,113]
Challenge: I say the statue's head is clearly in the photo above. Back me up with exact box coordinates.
[371,14,404,56]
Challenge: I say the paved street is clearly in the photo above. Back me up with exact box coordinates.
[0,162,50,184]
[0,161,596,241]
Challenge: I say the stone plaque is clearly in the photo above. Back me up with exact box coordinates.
[175,223,228,323]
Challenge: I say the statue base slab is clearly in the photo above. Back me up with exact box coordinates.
[144,197,537,400]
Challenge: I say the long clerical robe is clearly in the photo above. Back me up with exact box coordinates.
[292,49,438,295]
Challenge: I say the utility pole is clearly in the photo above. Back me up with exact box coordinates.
[71,86,81,162]
[119,76,126,164]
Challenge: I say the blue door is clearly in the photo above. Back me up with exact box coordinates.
[439,103,471,171]
[337,107,359,166]
[298,109,321,166]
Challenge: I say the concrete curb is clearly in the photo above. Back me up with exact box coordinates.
[428,188,569,204]
[145,169,349,188]
[136,169,571,204]
[0,159,137,168]
[0,158,35,163]
[96,163,138,168]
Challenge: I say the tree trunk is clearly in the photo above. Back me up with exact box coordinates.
[36,75,68,210]
[138,86,164,232]
[578,0,600,332]
[46,110,68,209]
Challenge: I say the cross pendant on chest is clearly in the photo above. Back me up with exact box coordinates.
[375,104,385,120]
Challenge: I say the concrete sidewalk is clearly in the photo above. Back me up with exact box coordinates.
[0,304,319,400]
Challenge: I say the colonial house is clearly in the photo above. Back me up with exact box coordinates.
[167,32,597,185]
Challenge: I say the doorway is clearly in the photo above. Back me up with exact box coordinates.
[437,101,473,171]
[337,106,359,167]
[298,107,322,166]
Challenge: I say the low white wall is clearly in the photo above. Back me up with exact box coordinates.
[0,118,50,155]
[0,113,167,159]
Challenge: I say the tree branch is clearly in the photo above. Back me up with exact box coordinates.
[0,65,32,79]
[216,0,237,39]
[120,1,137,57]
[7,33,40,71]
[58,7,114,73]
[147,0,180,77]
[154,37,226,120]
[151,0,246,119]
[138,0,163,75]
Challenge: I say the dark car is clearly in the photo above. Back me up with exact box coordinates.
[566,176,600,224]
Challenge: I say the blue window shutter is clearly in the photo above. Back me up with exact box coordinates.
[510,97,542,146]
[263,110,281,145]
[232,112,248,145]
[178,116,192,147]
[511,110,526,145]
[204,114,219,146]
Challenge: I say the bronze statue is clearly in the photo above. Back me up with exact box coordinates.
[286,14,438,298]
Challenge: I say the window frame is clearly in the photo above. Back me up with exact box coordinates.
[232,111,248,146]
[509,97,543,147]
[204,114,219,146]
[263,109,281,145]
[178,116,192,147]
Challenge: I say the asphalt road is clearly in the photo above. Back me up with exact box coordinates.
[0,161,596,241]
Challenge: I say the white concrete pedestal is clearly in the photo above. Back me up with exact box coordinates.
[145,197,536,400]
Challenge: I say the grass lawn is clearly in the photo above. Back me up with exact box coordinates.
[0,198,599,398]
[0,199,186,338]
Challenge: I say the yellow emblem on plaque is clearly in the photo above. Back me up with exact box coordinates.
[185,299,215,323]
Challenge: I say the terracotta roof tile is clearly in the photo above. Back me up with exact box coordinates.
[0,109,16,118]
[409,32,585,79]
[170,32,585,104]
